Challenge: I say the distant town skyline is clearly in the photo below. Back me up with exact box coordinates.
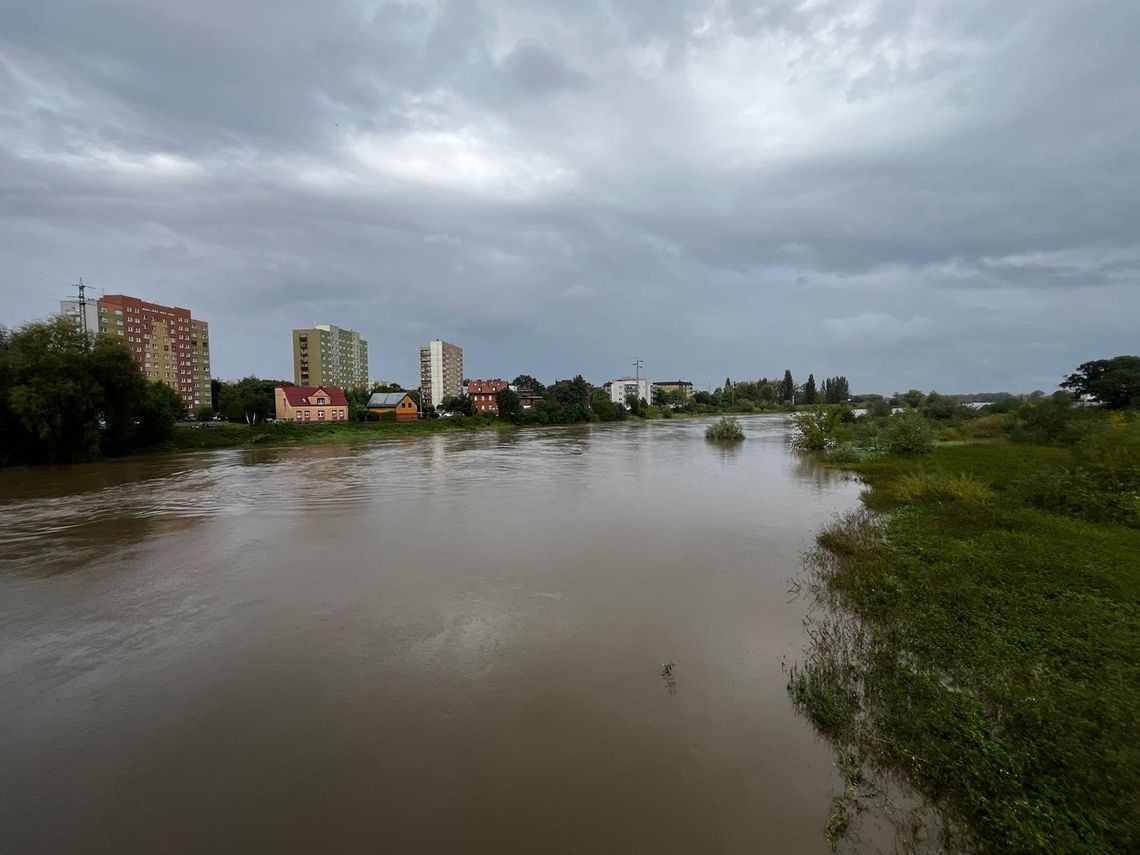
[3,2,1137,393]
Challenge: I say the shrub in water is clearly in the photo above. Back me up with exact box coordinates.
[706,416,745,441]
[825,443,865,464]
[792,407,843,450]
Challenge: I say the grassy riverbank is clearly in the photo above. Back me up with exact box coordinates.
[169,417,512,451]
[789,435,1139,852]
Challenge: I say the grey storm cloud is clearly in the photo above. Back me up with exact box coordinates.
[1,0,1138,393]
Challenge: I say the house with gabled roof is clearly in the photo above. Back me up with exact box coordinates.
[468,379,510,414]
[275,385,349,424]
[367,391,419,421]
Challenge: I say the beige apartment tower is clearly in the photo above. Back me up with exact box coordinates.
[419,339,463,409]
[61,294,211,413]
[292,325,368,388]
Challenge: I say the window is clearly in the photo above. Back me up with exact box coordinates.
[318,410,325,421]
[295,412,302,422]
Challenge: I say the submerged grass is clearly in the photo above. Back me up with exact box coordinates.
[790,441,1140,853]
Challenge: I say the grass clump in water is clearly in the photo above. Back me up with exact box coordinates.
[705,416,745,441]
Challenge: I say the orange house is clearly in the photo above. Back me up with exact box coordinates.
[367,392,419,421]
[275,386,350,423]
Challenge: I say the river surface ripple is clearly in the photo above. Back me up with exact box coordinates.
[0,415,866,854]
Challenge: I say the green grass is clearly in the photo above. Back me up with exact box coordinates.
[789,441,1140,853]
[169,417,510,451]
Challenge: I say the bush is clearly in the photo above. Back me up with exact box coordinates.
[884,412,936,456]
[592,399,627,422]
[868,400,893,418]
[1009,395,1095,445]
[921,392,971,421]
[706,416,745,441]
[825,443,869,464]
[1012,417,1140,526]
[791,407,843,450]
[960,414,1009,439]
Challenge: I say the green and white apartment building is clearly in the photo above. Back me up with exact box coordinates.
[292,324,369,388]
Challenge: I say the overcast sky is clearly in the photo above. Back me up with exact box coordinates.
[2,1,1137,393]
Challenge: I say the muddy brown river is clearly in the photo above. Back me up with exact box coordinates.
[0,415,868,853]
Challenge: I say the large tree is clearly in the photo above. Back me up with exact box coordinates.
[778,370,795,403]
[0,317,176,465]
[5,318,103,463]
[1062,356,1140,409]
[512,374,546,394]
[495,387,521,419]
[216,377,282,424]
[822,376,850,405]
[803,373,818,405]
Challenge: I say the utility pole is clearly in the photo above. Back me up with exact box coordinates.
[72,277,89,348]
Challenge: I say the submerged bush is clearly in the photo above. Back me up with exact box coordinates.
[791,407,843,450]
[826,443,870,464]
[706,416,745,441]
[884,412,936,456]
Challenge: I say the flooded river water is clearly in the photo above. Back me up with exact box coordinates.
[0,415,865,853]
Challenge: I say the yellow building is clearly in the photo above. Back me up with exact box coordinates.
[274,386,350,423]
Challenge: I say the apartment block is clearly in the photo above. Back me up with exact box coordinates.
[605,377,654,406]
[654,381,694,401]
[419,340,463,409]
[61,294,211,413]
[292,325,368,389]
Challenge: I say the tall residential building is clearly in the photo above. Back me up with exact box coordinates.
[292,325,368,388]
[419,339,463,409]
[61,294,211,412]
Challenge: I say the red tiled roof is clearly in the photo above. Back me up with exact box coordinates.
[467,379,509,395]
[280,386,349,407]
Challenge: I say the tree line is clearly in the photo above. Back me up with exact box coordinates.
[693,371,851,410]
[0,318,187,465]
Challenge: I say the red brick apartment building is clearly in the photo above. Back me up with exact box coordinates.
[62,293,211,413]
[467,379,510,414]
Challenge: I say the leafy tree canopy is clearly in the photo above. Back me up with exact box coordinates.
[1062,356,1140,410]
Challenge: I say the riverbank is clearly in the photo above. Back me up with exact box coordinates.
[788,439,1139,852]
